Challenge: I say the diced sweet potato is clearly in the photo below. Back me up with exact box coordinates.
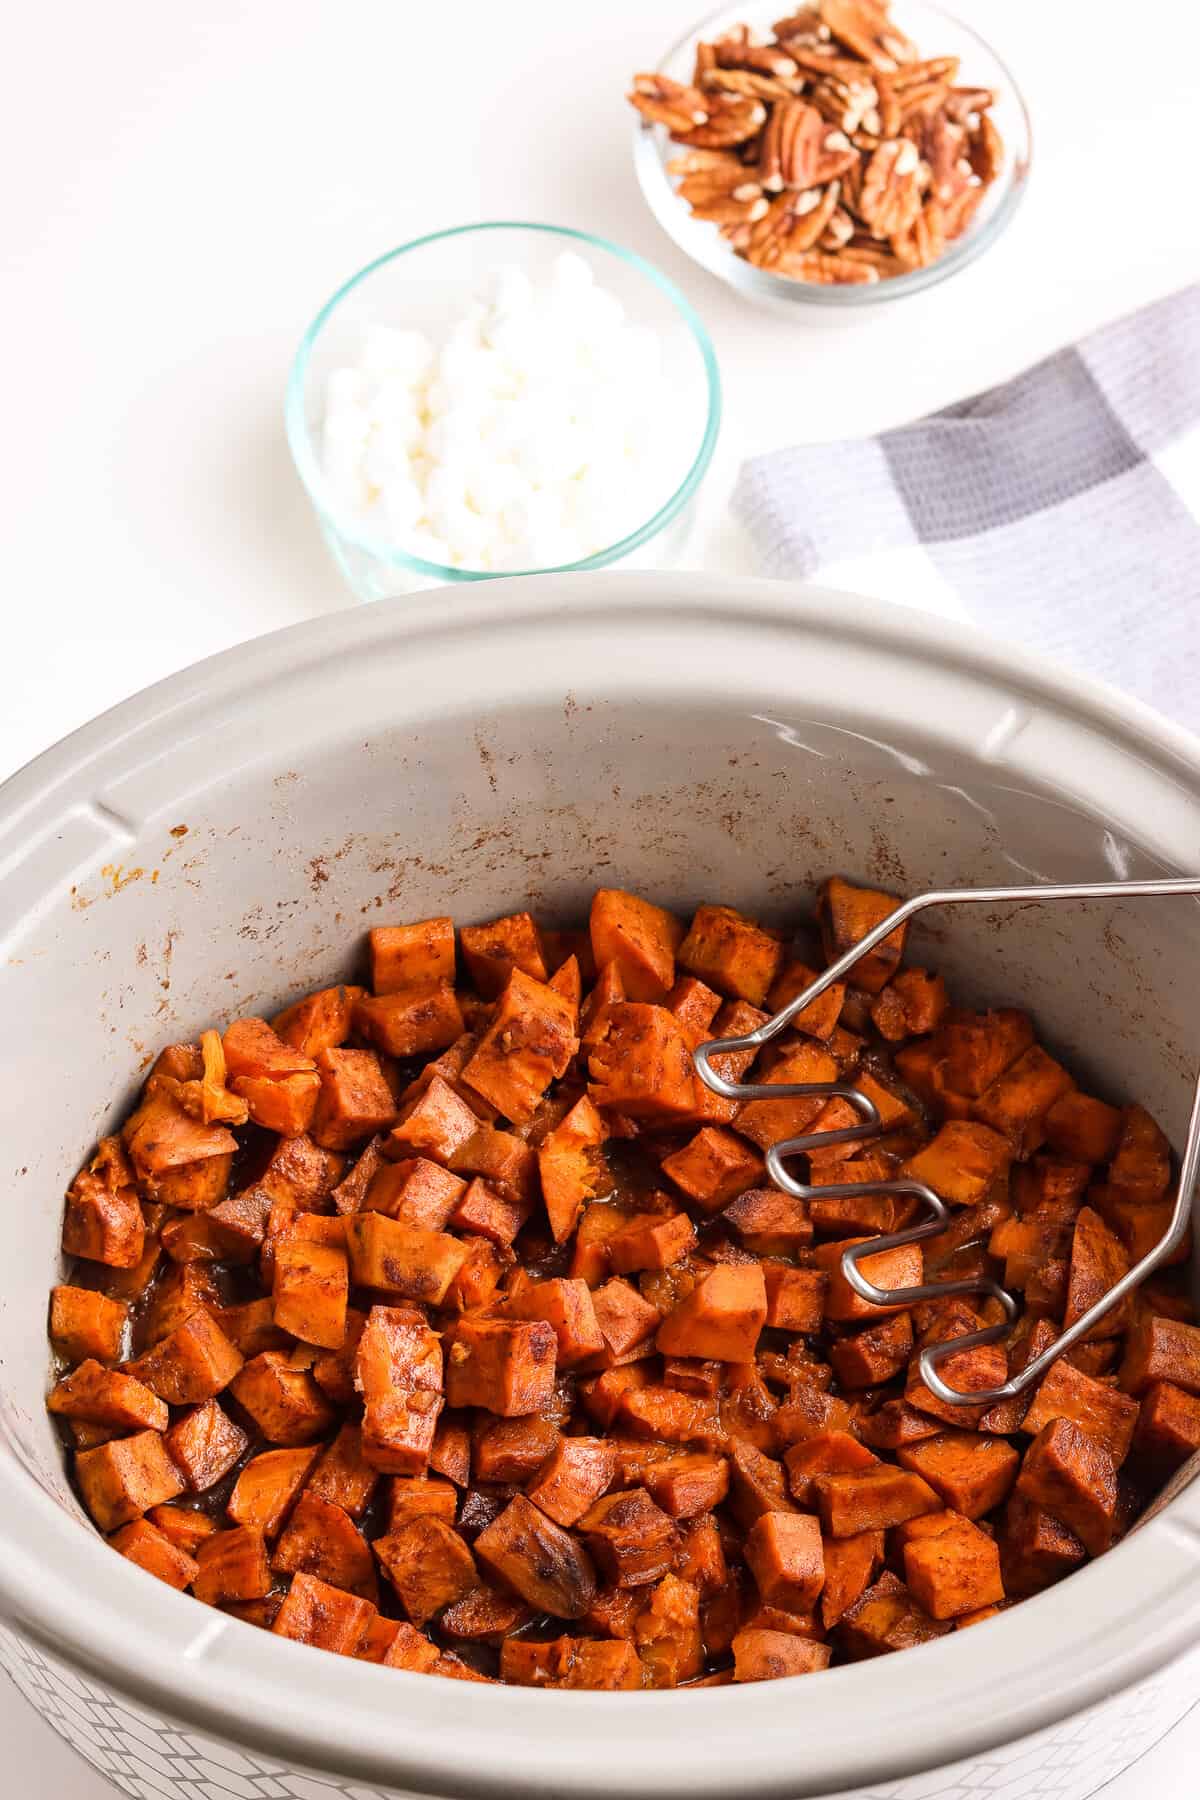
[273,984,362,1057]
[609,1211,697,1274]
[896,1430,1019,1519]
[745,1511,824,1611]
[1109,1104,1171,1203]
[1016,1417,1117,1555]
[591,1277,661,1363]
[656,1264,767,1363]
[475,1492,597,1617]
[191,1524,272,1605]
[767,960,846,1042]
[830,1312,913,1389]
[589,889,683,1003]
[971,1046,1074,1159]
[999,1492,1087,1595]
[643,1453,729,1519]
[448,1177,529,1246]
[311,1048,397,1151]
[75,1430,183,1532]
[473,1415,560,1483]
[902,1513,1004,1620]
[763,1265,827,1334]
[821,1529,883,1628]
[229,1352,336,1445]
[871,968,948,1042]
[903,1121,1012,1206]
[460,911,548,996]
[444,1235,512,1315]
[127,1309,243,1405]
[213,1296,290,1359]
[816,1238,922,1323]
[379,1618,441,1671]
[1064,1205,1132,1340]
[123,1081,239,1187]
[63,1139,145,1269]
[580,1487,680,1588]
[271,1491,376,1599]
[677,904,783,1007]
[462,969,578,1125]
[665,976,724,1050]
[728,1439,796,1528]
[364,1156,466,1228]
[734,1043,839,1151]
[272,1571,374,1654]
[109,1518,199,1590]
[221,1017,319,1136]
[272,1237,348,1350]
[353,985,465,1059]
[370,917,456,994]
[732,1628,832,1681]
[619,1385,724,1449]
[784,1432,878,1506]
[355,1306,444,1474]
[1022,1358,1139,1465]
[386,1476,459,1531]
[147,1504,219,1557]
[724,1189,813,1256]
[817,877,908,995]
[387,1074,480,1166]
[660,1127,763,1214]
[164,1399,248,1492]
[838,1569,950,1657]
[814,1465,940,1536]
[344,1213,467,1306]
[306,1423,379,1520]
[940,1009,1034,1099]
[1044,1090,1122,1164]
[48,1360,167,1433]
[430,1415,472,1487]
[1121,1311,1200,1396]
[774,1384,854,1447]
[49,1287,128,1365]
[440,1581,532,1643]
[587,1003,699,1123]
[374,1513,477,1623]
[445,1317,557,1416]
[228,1445,321,1536]
[504,1277,605,1367]
[1132,1380,1200,1477]
[537,1095,609,1244]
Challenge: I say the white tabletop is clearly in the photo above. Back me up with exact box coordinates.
[3,0,1199,1791]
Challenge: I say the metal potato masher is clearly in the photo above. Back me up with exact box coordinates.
[693,878,1200,1408]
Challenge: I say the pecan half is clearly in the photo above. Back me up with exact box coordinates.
[629,74,710,134]
[857,136,925,237]
[808,72,880,134]
[942,183,986,240]
[819,204,855,250]
[891,197,946,269]
[790,249,880,283]
[969,113,1004,184]
[943,86,997,124]
[905,103,967,202]
[674,152,771,225]
[759,98,858,190]
[703,66,804,103]
[675,92,768,148]
[714,38,800,78]
[820,0,917,72]
[746,180,843,269]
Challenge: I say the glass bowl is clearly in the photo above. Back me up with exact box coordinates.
[632,0,1032,314]
[285,223,722,600]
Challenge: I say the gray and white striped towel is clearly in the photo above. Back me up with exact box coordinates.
[733,286,1200,729]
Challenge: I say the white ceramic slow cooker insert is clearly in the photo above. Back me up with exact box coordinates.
[1,574,1199,1800]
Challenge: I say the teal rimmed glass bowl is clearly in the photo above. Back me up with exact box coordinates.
[285,222,722,600]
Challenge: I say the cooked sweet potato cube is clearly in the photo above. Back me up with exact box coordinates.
[445,1317,557,1416]
[379,1618,441,1672]
[344,1213,467,1306]
[164,1399,248,1492]
[618,1385,723,1448]
[63,1139,145,1269]
[475,1492,597,1617]
[630,1571,703,1688]
[385,1476,459,1531]
[724,1188,813,1256]
[821,1529,884,1628]
[1109,1104,1171,1202]
[745,1511,824,1612]
[460,911,548,996]
[1000,1493,1087,1595]
[677,904,783,1007]
[154,1150,235,1214]
[896,1430,1019,1519]
[903,1121,1012,1207]
[272,984,362,1057]
[643,1453,729,1520]
[370,917,456,995]
[725,1439,794,1529]
[587,1003,698,1123]
[732,1627,832,1682]
[734,1043,839,1150]
[766,960,845,1041]
[75,1430,183,1532]
[306,1423,379,1520]
[429,1415,472,1487]
[871,968,948,1042]
[504,1277,605,1367]
[589,889,683,1003]
[228,1445,320,1536]
[1121,1311,1200,1396]
[830,1312,913,1389]
[353,984,464,1060]
[902,1514,1004,1620]
[444,1235,511,1315]
[387,1074,480,1166]
[905,1321,1008,1430]
[609,1211,697,1274]
[192,1524,272,1605]
[591,1278,660,1363]
[665,975,724,1049]
[1022,1358,1139,1465]
[310,1048,396,1151]
[816,1237,922,1323]
[1011,1156,1089,1222]
[661,1127,764,1214]
[374,1512,478,1624]
[439,1581,532,1643]
[537,1095,609,1244]
[272,1237,348,1350]
[1132,1380,1200,1477]
[229,1352,336,1445]
[940,1009,1034,1099]
[817,877,908,995]
[109,1518,199,1590]
[272,1571,374,1654]
[837,1569,951,1657]
[127,1309,243,1405]
[462,969,578,1125]
[221,1017,320,1136]
[546,953,583,1016]
[49,1287,128,1365]
[452,1129,540,1213]
[784,1432,878,1506]
[1016,1417,1116,1555]
[473,1415,560,1484]
[271,1491,376,1599]
[774,1384,855,1447]
[814,1465,940,1537]
[355,1306,444,1474]
[329,1137,386,1216]
[364,1156,466,1228]
[656,1264,767,1363]
[147,1504,219,1557]
[576,1365,651,1430]
[212,1297,288,1361]
[763,1265,827,1334]
[48,1359,167,1433]
[580,961,627,1051]
[123,1082,239,1186]
[580,1487,680,1588]
[449,1177,530,1247]
[971,1046,1074,1159]
[1064,1205,1131,1339]
[1044,1091,1122,1164]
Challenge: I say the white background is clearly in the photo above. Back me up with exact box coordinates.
[3,0,1199,1791]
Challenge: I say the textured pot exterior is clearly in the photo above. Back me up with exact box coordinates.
[2,574,1200,1800]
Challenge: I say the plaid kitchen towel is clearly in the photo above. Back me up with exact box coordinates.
[733,286,1200,729]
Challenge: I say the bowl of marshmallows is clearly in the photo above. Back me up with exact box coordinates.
[286,223,722,599]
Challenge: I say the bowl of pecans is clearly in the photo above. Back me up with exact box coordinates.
[629,0,1031,308]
